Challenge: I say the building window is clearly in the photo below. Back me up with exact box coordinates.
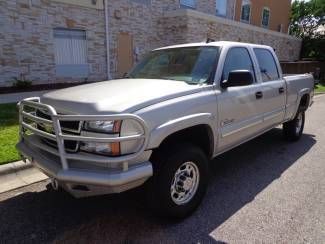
[261,7,270,28]
[53,28,89,77]
[240,0,251,23]
[180,0,196,9]
[130,0,151,5]
[216,0,227,17]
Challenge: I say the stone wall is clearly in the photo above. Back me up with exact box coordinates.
[160,9,302,61]
[106,0,180,78]
[106,0,235,78]
[0,0,107,87]
[0,0,301,86]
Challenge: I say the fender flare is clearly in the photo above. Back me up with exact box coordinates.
[291,88,311,120]
[297,88,311,110]
[147,113,216,150]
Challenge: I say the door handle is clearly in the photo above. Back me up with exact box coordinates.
[255,91,263,99]
[279,87,285,94]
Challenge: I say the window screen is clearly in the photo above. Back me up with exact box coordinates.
[180,0,196,8]
[216,0,227,16]
[222,47,255,81]
[131,0,151,5]
[254,48,279,82]
[54,28,87,65]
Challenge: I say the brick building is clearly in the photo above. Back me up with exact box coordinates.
[0,0,301,87]
[234,0,292,33]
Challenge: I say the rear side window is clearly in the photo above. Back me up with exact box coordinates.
[254,48,279,82]
[222,47,255,82]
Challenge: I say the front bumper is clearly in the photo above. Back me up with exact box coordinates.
[17,140,153,198]
[16,97,153,198]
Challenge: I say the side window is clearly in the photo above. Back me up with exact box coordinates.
[254,49,279,82]
[222,47,255,82]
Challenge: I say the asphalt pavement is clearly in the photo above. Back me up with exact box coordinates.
[0,95,324,243]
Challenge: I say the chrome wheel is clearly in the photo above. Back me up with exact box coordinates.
[296,112,303,135]
[170,161,200,205]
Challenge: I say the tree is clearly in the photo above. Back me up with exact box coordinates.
[289,0,325,60]
[290,0,325,39]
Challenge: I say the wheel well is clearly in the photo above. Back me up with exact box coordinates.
[153,125,214,159]
[299,94,310,111]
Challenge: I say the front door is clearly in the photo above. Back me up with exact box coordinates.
[217,47,265,152]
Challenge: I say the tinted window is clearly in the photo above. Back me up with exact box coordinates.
[254,49,279,82]
[222,47,255,81]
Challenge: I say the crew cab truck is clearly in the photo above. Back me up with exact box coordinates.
[16,41,314,218]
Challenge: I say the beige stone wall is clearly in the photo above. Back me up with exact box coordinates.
[0,0,301,85]
[161,9,302,62]
[106,0,180,78]
[52,0,104,9]
[0,0,107,86]
[106,0,234,78]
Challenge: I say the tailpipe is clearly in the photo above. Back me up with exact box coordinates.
[50,178,59,191]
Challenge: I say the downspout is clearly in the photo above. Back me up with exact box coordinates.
[104,0,111,79]
[233,0,237,20]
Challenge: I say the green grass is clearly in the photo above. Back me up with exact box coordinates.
[0,103,20,165]
[315,83,325,93]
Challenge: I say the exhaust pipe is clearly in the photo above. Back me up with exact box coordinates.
[50,178,59,191]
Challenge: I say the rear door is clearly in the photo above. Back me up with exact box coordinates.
[253,48,286,128]
[217,47,265,152]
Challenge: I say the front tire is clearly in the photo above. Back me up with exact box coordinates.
[147,144,209,219]
[283,110,305,141]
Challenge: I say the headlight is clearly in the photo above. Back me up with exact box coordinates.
[80,119,144,156]
[81,120,121,156]
[80,141,120,156]
[83,120,121,134]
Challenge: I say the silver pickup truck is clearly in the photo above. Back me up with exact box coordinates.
[17,41,314,218]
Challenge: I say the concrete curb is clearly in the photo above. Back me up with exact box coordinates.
[0,160,48,194]
[0,160,33,176]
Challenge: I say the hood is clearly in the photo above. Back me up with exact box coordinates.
[41,79,204,114]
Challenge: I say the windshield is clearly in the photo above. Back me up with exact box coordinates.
[128,46,220,84]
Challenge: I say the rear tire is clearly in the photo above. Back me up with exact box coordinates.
[283,109,305,141]
[147,144,209,219]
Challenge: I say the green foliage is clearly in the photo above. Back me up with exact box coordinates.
[0,103,20,164]
[315,83,325,93]
[290,0,325,39]
[11,77,33,89]
[301,38,325,61]
[290,0,325,60]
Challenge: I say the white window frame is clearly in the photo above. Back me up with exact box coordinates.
[240,0,251,23]
[261,7,270,28]
[179,0,196,9]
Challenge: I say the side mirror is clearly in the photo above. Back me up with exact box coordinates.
[221,70,254,88]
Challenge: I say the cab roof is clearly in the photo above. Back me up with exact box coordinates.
[154,41,272,51]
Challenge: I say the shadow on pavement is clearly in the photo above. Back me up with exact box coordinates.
[0,129,316,243]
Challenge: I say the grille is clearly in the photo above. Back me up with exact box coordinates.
[36,109,82,152]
